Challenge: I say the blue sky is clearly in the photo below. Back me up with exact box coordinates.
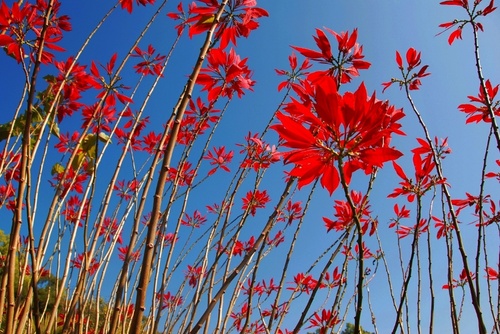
[1,0,499,333]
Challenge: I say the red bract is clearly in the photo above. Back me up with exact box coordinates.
[0,0,70,63]
[306,309,340,333]
[54,131,80,153]
[288,273,319,294]
[485,159,500,181]
[411,137,451,161]
[90,54,134,107]
[156,291,183,310]
[451,192,485,215]
[342,242,373,260]
[292,28,370,84]
[388,152,442,202]
[183,97,220,137]
[230,302,249,331]
[440,0,468,7]
[181,210,207,228]
[272,76,404,195]
[395,218,428,239]
[481,199,500,226]
[188,0,268,49]
[196,47,254,102]
[167,161,194,186]
[458,79,500,123]
[438,0,496,45]
[275,52,311,92]
[70,252,99,275]
[0,182,15,209]
[167,2,193,36]
[277,200,303,225]
[140,131,162,153]
[241,189,270,216]
[81,103,116,133]
[61,195,88,226]
[383,48,430,92]
[113,179,139,201]
[120,0,155,13]
[204,146,234,175]
[50,167,88,198]
[432,215,455,239]
[323,191,376,235]
[185,265,204,287]
[206,200,230,215]
[118,246,141,261]
[442,268,476,289]
[51,57,97,122]
[131,45,166,77]
[96,217,123,244]
[266,231,284,247]
[238,132,281,171]
[485,266,499,280]
[323,267,345,288]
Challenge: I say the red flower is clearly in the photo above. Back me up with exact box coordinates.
[167,2,193,36]
[185,265,204,287]
[306,309,340,333]
[323,191,375,235]
[167,161,194,186]
[230,302,250,331]
[432,215,455,239]
[275,52,311,92]
[238,132,281,171]
[277,200,303,226]
[292,28,370,84]
[120,0,155,13]
[438,0,496,45]
[485,266,499,280]
[156,291,183,310]
[188,0,268,49]
[61,195,88,226]
[272,75,404,195]
[342,242,373,261]
[442,268,476,289]
[55,131,80,153]
[204,146,234,175]
[50,166,89,198]
[388,151,443,202]
[70,252,99,275]
[0,1,70,63]
[118,246,141,262]
[96,217,123,244]
[132,45,166,76]
[242,189,270,216]
[90,53,134,107]
[395,219,428,239]
[140,131,162,153]
[485,159,500,181]
[51,58,97,122]
[323,267,345,288]
[207,200,230,215]
[0,182,15,208]
[288,273,319,294]
[383,48,430,92]
[458,79,499,123]
[181,210,207,228]
[196,47,254,102]
[113,179,139,201]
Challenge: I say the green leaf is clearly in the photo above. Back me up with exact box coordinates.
[51,163,65,175]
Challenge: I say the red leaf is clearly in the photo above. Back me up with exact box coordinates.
[0,34,13,47]
[395,51,403,68]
